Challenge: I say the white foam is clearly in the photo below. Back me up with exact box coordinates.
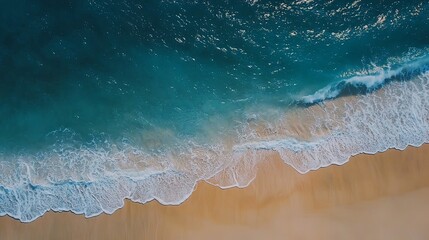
[1,70,429,222]
[239,72,429,173]
[301,56,429,104]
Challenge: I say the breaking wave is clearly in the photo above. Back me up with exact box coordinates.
[1,59,429,222]
[300,56,429,104]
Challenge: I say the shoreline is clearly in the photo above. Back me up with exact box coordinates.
[2,73,428,223]
[1,144,429,239]
[2,142,427,223]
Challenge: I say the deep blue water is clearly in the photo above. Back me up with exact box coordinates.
[1,0,429,222]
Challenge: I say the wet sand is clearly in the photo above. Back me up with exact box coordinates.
[1,144,429,240]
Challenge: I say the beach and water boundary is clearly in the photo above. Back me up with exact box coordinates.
[1,144,429,239]
[1,62,429,223]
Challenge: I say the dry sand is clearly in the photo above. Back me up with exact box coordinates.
[1,145,429,240]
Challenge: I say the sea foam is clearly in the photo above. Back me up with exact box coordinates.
[1,65,429,222]
[301,56,429,104]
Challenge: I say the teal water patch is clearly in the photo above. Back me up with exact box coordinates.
[2,0,429,151]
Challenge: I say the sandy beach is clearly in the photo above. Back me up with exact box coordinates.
[1,144,429,240]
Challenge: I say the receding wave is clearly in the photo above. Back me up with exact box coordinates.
[1,60,429,222]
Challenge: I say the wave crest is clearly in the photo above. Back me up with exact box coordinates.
[300,57,429,104]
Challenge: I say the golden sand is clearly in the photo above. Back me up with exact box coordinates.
[1,145,429,240]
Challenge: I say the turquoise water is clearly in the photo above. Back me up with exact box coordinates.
[1,0,429,221]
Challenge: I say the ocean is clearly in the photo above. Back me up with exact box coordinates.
[1,0,429,222]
